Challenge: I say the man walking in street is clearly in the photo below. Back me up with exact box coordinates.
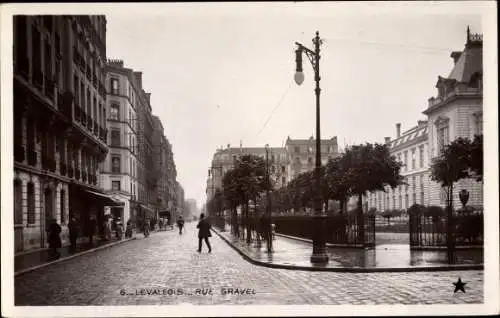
[177,216,185,235]
[196,213,212,253]
[68,217,78,253]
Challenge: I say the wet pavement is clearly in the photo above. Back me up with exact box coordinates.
[15,235,136,273]
[15,222,483,305]
[217,227,483,269]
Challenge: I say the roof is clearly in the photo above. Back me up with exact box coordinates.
[285,136,338,146]
[388,123,428,152]
[448,46,482,83]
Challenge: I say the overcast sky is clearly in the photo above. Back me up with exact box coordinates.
[100,2,485,208]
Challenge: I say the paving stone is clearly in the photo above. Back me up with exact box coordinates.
[15,223,483,305]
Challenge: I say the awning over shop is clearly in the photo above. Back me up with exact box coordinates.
[138,204,156,218]
[84,190,125,207]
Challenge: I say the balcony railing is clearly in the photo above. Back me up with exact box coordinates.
[27,148,37,166]
[14,145,25,162]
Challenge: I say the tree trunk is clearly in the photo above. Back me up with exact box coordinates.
[447,183,455,264]
[245,199,251,245]
[357,193,365,244]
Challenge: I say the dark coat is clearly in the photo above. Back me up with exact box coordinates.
[197,219,212,238]
[48,223,62,248]
[68,221,78,238]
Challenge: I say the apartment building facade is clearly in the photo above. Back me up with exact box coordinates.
[13,15,124,253]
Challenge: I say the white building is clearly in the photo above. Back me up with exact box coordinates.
[362,27,483,212]
[100,60,140,223]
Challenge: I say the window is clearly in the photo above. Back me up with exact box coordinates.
[398,195,402,209]
[111,156,121,173]
[27,182,35,224]
[412,176,416,191]
[111,78,119,94]
[60,190,65,224]
[14,180,23,224]
[403,151,408,171]
[440,188,447,204]
[294,146,300,154]
[281,166,285,173]
[307,157,313,164]
[412,192,416,205]
[130,157,133,175]
[110,129,120,146]
[282,176,286,185]
[112,181,121,191]
[397,153,402,163]
[419,145,425,168]
[474,112,483,136]
[420,191,425,205]
[405,194,409,209]
[411,148,416,170]
[392,195,396,209]
[435,116,450,154]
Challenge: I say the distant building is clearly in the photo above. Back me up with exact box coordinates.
[362,27,483,212]
[206,136,339,201]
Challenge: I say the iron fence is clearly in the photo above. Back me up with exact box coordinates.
[409,212,483,248]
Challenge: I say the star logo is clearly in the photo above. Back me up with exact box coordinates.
[453,277,467,293]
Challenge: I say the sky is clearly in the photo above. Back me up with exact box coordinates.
[102,2,485,208]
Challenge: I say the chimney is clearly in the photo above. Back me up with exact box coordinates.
[396,123,401,138]
[133,72,143,89]
[384,137,391,144]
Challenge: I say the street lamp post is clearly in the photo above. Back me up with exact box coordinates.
[265,144,273,253]
[294,31,329,264]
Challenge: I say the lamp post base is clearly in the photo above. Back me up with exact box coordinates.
[310,214,329,264]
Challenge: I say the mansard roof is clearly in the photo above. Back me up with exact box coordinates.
[388,122,428,152]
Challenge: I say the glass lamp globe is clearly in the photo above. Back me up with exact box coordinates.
[294,71,304,85]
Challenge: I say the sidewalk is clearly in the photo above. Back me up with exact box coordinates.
[15,235,137,275]
[213,226,483,272]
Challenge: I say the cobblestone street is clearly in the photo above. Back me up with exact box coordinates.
[15,222,483,305]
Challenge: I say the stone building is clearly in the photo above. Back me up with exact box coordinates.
[284,136,339,182]
[151,115,178,214]
[13,15,123,253]
[206,136,339,201]
[100,59,141,224]
[363,27,483,212]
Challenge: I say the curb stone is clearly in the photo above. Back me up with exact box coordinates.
[15,237,137,277]
[212,229,483,273]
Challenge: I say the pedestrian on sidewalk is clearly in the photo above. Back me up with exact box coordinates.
[68,217,78,253]
[86,216,96,246]
[196,213,212,253]
[177,216,185,235]
[47,218,62,259]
